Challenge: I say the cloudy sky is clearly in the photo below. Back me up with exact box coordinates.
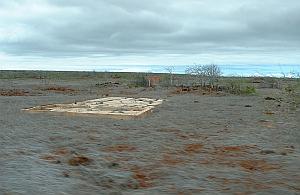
[0,0,300,70]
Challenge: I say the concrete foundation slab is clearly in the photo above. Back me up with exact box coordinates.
[23,97,163,118]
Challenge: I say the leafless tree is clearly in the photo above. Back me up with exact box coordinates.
[202,64,222,86]
[185,64,221,86]
[165,66,175,86]
[185,65,205,86]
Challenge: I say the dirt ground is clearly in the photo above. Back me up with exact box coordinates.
[0,76,299,195]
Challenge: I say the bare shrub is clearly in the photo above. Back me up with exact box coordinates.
[185,64,221,87]
[284,78,300,110]
[165,66,175,86]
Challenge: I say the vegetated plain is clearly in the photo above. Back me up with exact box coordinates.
[0,70,299,195]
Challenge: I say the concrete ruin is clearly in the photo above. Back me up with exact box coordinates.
[23,97,163,119]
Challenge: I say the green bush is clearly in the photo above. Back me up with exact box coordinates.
[225,78,256,95]
[227,79,242,94]
[129,74,148,87]
[241,86,256,95]
[285,84,296,95]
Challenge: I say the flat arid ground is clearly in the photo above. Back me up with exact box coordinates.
[0,71,299,195]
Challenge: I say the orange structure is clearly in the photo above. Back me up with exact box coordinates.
[146,76,160,87]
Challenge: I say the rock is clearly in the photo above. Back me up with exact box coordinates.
[264,111,275,115]
[265,97,276,100]
[62,171,70,177]
[108,162,120,168]
[260,150,276,155]
[259,119,270,123]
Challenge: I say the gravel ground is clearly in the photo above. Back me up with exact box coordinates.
[0,78,299,195]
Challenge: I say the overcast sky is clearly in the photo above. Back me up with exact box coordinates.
[1,0,300,69]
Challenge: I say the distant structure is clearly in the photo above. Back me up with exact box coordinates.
[146,76,160,87]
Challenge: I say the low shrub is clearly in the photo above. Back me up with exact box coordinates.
[225,79,256,95]
[241,86,256,95]
[129,74,148,88]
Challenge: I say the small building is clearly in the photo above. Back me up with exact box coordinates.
[146,76,160,87]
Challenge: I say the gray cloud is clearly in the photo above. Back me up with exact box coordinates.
[0,0,300,65]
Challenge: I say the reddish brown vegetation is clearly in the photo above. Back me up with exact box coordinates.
[40,155,61,164]
[219,145,258,152]
[68,156,92,166]
[53,148,69,156]
[130,166,162,189]
[173,86,193,94]
[177,132,206,140]
[264,111,275,115]
[207,176,272,192]
[221,146,243,152]
[168,185,204,195]
[161,154,185,166]
[184,144,203,153]
[0,89,29,96]
[104,144,137,152]
[132,169,152,188]
[42,86,76,93]
[209,145,259,157]
[171,85,221,95]
[197,145,282,172]
[239,160,280,172]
